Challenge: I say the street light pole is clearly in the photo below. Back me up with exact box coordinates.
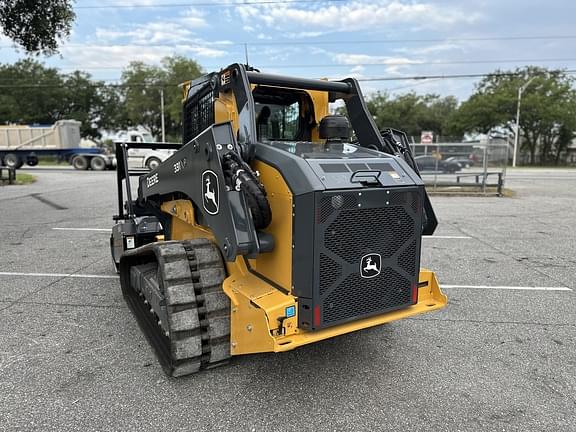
[513,76,536,167]
[160,87,166,143]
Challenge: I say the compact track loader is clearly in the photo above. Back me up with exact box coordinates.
[111,64,447,376]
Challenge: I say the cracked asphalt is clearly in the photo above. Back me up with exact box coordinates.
[0,167,575,431]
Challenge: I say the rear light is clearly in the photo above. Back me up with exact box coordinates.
[411,282,418,304]
[314,305,321,327]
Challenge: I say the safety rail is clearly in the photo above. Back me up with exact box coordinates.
[455,171,503,195]
[422,171,504,196]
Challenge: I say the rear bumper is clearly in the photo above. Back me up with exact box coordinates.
[271,269,446,352]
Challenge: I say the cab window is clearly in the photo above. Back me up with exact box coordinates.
[252,86,315,142]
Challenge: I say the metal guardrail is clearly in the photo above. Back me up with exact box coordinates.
[0,165,16,185]
[423,171,504,195]
[455,171,503,195]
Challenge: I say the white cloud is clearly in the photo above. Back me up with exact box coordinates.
[393,42,463,56]
[179,8,209,28]
[236,0,480,32]
[60,43,226,70]
[78,6,230,70]
[93,7,209,46]
[333,53,423,66]
[285,31,327,39]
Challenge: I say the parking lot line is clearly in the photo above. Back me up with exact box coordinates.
[0,272,118,279]
[51,229,472,238]
[443,285,572,291]
[52,227,109,232]
[424,235,471,239]
[0,272,570,292]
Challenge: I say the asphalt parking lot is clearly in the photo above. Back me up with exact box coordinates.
[1,167,575,431]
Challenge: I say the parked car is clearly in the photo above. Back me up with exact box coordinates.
[445,156,474,168]
[414,155,462,173]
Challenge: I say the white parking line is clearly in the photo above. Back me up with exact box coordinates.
[442,285,572,291]
[424,236,471,239]
[51,229,471,239]
[52,228,109,232]
[0,272,118,279]
[0,272,570,291]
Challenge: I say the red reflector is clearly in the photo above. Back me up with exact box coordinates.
[412,283,418,304]
[314,305,321,327]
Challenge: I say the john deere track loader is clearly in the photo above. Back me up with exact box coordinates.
[111,64,447,376]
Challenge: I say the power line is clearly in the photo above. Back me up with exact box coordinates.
[46,57,576,71]
[358,70,576,82]
[1,69,575,88]
[75,0,348,9]
[3,34,576,50]
[243,35,576,46]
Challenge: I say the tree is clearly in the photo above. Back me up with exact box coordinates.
[0,0,75,55]
[0,59,66,123]
[0,59,121,138]
[121,62,166,138]
[162,55,203,140]
[451,67,576,165]
[121,56,203,140]
[366,91,459,139]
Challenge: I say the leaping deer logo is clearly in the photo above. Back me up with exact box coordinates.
[202,170,219,214]
[205,177,217,207]
[360,253,381,278]
[363,257,379,273]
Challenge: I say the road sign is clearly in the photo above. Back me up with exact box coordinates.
[421,131,434,144]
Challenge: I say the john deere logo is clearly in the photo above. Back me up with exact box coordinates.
[202,170,219,215]
[360,253,381,278]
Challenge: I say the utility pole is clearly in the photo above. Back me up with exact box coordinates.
[244,43,249,66]
[513,76,536,167]
[160,87,166,142]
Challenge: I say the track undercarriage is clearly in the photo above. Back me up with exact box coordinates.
[119,239,231,376]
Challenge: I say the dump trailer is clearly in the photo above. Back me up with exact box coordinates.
[0,120,115,170]
[111,64,447,376]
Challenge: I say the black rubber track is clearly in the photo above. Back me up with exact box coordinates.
[119,239,230,377]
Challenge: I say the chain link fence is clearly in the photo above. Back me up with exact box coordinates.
[408,138,510,195]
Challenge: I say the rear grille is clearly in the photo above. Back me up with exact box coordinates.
[325,206,414,262]
[315,188,422,327]
[323,269,411,323]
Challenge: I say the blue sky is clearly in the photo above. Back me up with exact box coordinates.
[1,0,575,100]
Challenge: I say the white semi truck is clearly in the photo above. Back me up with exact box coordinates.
[113,129,176,170]
[0,120,115,170]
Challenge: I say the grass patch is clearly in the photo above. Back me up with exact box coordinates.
[14,173,37,185]
[38,156,65,166]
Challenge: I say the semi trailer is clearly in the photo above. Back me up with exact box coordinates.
[0,120,115,170]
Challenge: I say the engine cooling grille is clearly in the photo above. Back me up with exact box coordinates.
[314,188,422,327]
[323,269,411,323]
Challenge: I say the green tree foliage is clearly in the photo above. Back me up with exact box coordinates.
[366,92,459,139]
[0,0,75,55]
[121,56,203,140]
[162,56,203,140]
[0,59,65,123]
[121,62,166,138]
[452,67,576,164]
[0,56,203,140]
[0,59,123,137]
